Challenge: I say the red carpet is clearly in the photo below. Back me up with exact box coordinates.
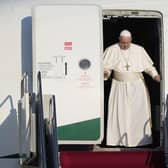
[60,151,165,168]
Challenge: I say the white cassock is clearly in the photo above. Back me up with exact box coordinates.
[104,43,159,147]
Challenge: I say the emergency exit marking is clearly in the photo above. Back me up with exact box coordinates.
[64,41,72,50]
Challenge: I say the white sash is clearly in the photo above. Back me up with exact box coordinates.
[113,71,144,81]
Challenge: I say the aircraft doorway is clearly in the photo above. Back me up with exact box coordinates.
[102,10,163,148]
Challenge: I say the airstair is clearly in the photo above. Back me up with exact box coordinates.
[18,72,59,168]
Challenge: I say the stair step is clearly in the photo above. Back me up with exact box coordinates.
[60,151,165,168]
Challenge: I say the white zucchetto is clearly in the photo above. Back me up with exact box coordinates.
[120,30,132,37]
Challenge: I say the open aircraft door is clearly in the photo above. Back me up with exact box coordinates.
[32,4,103,144]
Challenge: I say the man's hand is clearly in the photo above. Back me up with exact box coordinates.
[104,71,110,80]
[154,75,161,82]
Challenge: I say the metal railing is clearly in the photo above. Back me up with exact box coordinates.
[36,72,47,168]
[46,95,59,168]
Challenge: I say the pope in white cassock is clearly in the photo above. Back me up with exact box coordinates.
[104,30,160,147]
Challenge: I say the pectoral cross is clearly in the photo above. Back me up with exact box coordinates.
[125,64,130,71]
